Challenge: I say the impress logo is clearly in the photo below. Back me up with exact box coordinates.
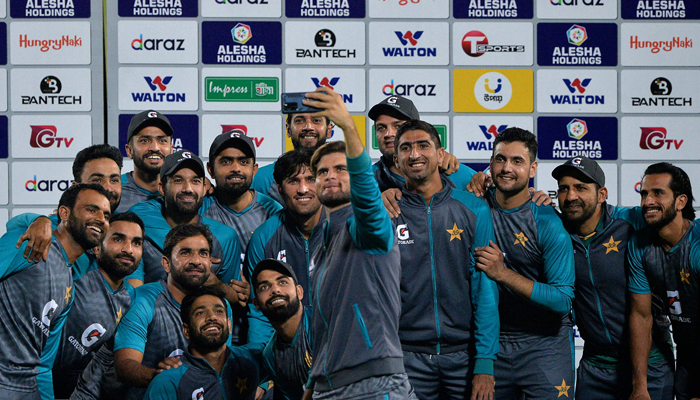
[131,34,184,51]
[204,77,279,102]
[639,127,683,149]
[29,125,73,148]
[462,30,524,57]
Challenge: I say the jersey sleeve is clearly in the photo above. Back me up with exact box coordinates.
[244,221,276,347]
[251,164,276,196]
[347,151,394,254]
[114,289,156,353]
[210,223,242,284]
[627,232,651,295]
[612,206,646,231]
[142,368,183,400]
[125,259,145,282]
[447,164,477,191]
[70,338,116,400]
[37,295,73,400]
[531,209,576,316]
[198,195,216,216]
[0,229,39,279]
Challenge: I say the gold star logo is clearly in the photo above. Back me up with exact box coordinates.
[305,350,313,368]
[514,232,529,246]
[603,236,621,254]
[116,307,123,323]
[65,286,72,304]
[555,379,570,398]
[236,377,248,394]
[447,223,463,241]
[680,269,690,284]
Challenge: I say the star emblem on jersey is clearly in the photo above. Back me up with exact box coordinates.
[603,236,621,254]
[513,232,529,246]
[65,286,72,304]
[305,350,313,367]
[236,377,248,394]
[447,223,463,241]
[680,269,690,284]
[116,307,123,323]
[555,379,570,397]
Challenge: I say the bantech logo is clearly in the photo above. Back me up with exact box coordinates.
[639,127,683,150]
[21,75,82,106]
[131,34,184,51]
[462,30,524,57]
[296,29,356,59]
[632,77,692,107]
[29,125,74,148]
[131,76,186,103]
[381,31,437,57]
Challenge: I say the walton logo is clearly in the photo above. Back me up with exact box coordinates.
[81,323,106,348]
[133,77,185,103]
[144,76,172,91]
[315,29,336,47]
[232,23,252,45]
[383,31,436,57]
[564,78,591,93]
[551,78,604,105]
[567,118,588,139]
[312,77,340,89]
[479,124,508,139]
[40,76,61,94]
[30,126,74,148]
[639,127,683,149]
[131,35,185,51]
[567,25,588,46]
[395,31,423,46]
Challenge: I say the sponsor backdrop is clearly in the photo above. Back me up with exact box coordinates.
[0,0,104,230]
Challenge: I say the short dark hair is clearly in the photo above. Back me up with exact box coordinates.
[394,119,442,149]
[310,141,346,176]
[492,127,538,163]
[273,149,314,187]
[163,224,214,261]
[643,162,695,220]
[58,183,111,220]
[108,211,145,238]
[73,145,123,182]
[180,285,227,326]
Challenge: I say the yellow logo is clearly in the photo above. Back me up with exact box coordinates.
[555,379,570,398]
[116,307,123,324]
[513,232,529,246]
[453,69,533,113]
[447,223,464,241]
[680,269,690,284]
[236,377,248,394]
[305,351,313,368]
[65,286,72,304]
[603,236,621,254]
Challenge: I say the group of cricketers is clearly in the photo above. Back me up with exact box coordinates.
[0,87,697,400]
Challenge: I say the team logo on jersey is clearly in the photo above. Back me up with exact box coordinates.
[513,231,529,246]
[116,307,123,323]
[81,323,106,347]
[42,299,59,327]
[192,387,204,400]
[65,286,72,303]
[555,379,570,397]
[447,223,463,241]
[603,236,620,254]
[277,249,287,262]
[304,350,313,367]
[236,377,248,394]
[680,269,690,284]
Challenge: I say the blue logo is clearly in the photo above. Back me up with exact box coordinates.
[285,0,365,18]
[537,116,618,160]
[11,0,90,18]
[118,0,198,17]
[537,23,617,67]
[621,0,696,19]
[0,116,7,159]
[119,114,199,156]
[202,21,281,65]
[454,0,533,18]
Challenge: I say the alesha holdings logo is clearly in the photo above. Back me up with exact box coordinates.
[632,77,692,107]
[639,127,683,149]
[216,23,267,63]
[551,118,603,159]
[551,25,603,65]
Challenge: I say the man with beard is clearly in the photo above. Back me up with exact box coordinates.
[391,120,499,400]
[114,224,229,400]
[0,183,111,400]
[303,88,413,399]
[473,127,575,400]
[245,149,325,347]
[143,287,259,400]
[552,157,673,400]
[117,110,174,213]
[252,259,312,400]
[628,163,700,400]
[126,151,245,306]
[252,112,333,203]
[51,212,146,399]
[201,131,282,257]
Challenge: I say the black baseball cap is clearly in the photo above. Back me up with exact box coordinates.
[368,95,420,122]
[127,110,174,141]
[209,130,256,161]
[251,259,298,291]
[552,156,605,187]
[160,150,205,178]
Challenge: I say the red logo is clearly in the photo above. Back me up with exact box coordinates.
[462,31,488,57]
[639,127,683,150]
[220,124,264,147]
[29,125,74,148]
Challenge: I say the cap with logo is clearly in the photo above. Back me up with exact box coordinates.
[368,95,420,122]
[127,110,174,141]
[552,156,605,187]
[251,259,298,291]
[160,150,205,178]
[209,130,256,161]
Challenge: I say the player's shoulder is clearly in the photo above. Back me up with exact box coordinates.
[449,187,488,211]
[202,216,239,241]
[132,282,165,304]
[255,191,283,214]
[129,198,164,218]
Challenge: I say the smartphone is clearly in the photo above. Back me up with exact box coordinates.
[282,92,324,114]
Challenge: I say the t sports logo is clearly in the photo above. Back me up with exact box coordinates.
[30,125,74,148]
[131,34,184,51]
[462,31,524,57]
[639,127,683,149]
[479,124,507,139]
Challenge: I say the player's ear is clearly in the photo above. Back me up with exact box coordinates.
[297,285,304,301]
[161,256,171,274]
[182,323,190,340]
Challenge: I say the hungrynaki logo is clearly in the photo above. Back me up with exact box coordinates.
[19,34,82,53]
[550,78,604,105]
[21,76,82,106]
[462,30,524,57]
[29,125,74,148]
[629,35,692,53]
[382,79,436,97]
[632,77,692,108]
[131,76,185,103]
[639,127,683,150]
[380,31,437,58]
[131,34,184,51]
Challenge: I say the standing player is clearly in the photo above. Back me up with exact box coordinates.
[628,163,699,400]
[552,157,673,400]
[117,110,174,213]
[304,88,413,399]
[474,128,576,400]
[252,259,313,400]
[0,184,111,400]
[392,120,498,399]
